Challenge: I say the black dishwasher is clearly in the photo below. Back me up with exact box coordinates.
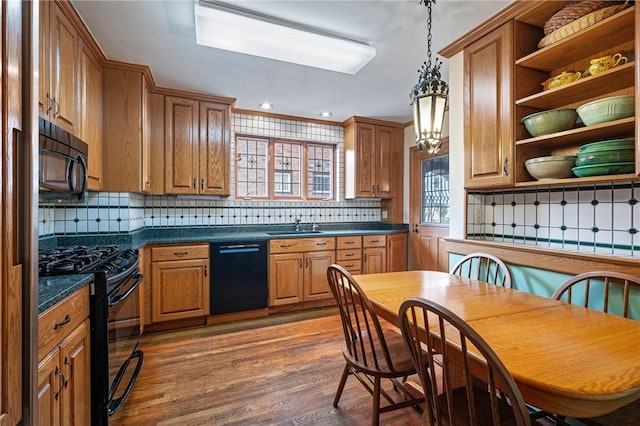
[209,241,268,314]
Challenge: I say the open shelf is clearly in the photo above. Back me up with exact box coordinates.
[516,173,638,188]
[516,7,635,71]
[516,117,636,149]
[516,62,635,109]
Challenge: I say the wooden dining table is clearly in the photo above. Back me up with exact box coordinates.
[353,270,640,418]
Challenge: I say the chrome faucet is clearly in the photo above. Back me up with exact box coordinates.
[294,216,302,232]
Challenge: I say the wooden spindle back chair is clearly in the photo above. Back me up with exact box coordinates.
[399,297,531,426]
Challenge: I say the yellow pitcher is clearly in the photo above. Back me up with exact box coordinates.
[588,53,628,75]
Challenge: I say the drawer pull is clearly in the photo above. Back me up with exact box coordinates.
[345,253,354,257]
[345,264,354,268]
[174,251,189,256]
[53,314,71,330]
[280,244,292,248]
[345,241,354,245]
[316,242,327,246]
[370,240,380,243]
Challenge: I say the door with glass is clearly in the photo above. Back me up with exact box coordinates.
[409,141,450,271]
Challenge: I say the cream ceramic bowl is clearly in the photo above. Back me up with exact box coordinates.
[525,155,577,180]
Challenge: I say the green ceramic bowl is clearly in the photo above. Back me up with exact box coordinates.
[521,109,577,137]
[579,138,635,152]
[576,95,635,126]
[575,149,635,166]
[572,162,635,177]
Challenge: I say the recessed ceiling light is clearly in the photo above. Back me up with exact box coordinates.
[194,2,376,74]
[320,112,333,118]
[259,102,274,110]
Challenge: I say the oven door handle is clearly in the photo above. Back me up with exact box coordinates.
[108,273,143,308]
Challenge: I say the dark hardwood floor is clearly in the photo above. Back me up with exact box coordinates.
[110,308,424,425]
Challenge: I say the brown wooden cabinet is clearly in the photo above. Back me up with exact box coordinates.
[37,287,91,426]
[103,66,152,192]
[39,0,78,133]
[387,232,408,272]
[343,117,401,199]
[447,2,639,191]
[463,21,514,189]
[336,235,363,274]
[165,96,231,196]
[78,38,103,191]
[268,237,336,306]
[150,244,210,322]
[362,235,387,274]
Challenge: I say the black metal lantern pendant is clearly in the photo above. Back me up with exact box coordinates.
[410,0,449,154]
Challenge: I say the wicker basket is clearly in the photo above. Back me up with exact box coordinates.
[544,0,621,35]
[539,1,631,48]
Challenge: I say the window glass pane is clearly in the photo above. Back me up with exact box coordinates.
[274,141,301,198]
[307,144,334,199]
[236,137,268,197]
[422,155,450,224]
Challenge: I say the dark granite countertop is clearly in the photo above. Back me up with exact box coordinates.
[45,223,409,250]
[37,223,409,312]
[38,274,93,314]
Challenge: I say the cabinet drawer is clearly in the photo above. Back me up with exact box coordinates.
[337,248,361,261]
[151,244,209,261]
[337,259,362,274]
[39,286,89,361]
[337,236,362,249]
[363,235,386,248]
[269,237,336,254]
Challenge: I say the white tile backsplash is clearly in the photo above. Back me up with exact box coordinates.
[39,114,383,236]
[467,183,640,257]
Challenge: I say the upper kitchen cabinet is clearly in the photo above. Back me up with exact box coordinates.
[165,96,231,196]
[443,1,638,190]
[463,21,514,189]
[103,65,153,193]
[343,117,402,199]
[78,38,103,191]
[39,0,78,134]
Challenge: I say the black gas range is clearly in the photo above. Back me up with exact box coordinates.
[39,244,143,425]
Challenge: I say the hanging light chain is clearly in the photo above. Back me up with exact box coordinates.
[425,0,432,71]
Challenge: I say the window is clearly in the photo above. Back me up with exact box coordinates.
[422,155,449,224]
[236,137,269,198]
[307,143,333,200]
[236,136,335,200]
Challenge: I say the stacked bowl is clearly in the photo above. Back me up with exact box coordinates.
[572,138,635,177]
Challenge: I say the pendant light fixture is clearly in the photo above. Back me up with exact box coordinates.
[410,0,449,154]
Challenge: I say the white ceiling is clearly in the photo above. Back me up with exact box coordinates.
[72,0,512,124]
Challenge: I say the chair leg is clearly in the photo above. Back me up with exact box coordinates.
[372,376,381,426]
[334,364,350,408]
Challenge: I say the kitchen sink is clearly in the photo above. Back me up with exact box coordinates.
[265,230,324,235]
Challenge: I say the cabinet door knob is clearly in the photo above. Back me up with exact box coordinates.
[298,258,302,269]
[201,179,204,190]
[204,265,208,277]
[193,179,196,189]
[45,92,54,114]
[503,158,509,176]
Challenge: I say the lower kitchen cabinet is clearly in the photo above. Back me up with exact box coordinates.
[150,244,210,322]
[362,235,387,274]
[38,287,91,426]
[269,237,336,306]
[336,235,362,275]
[387,232,408,272]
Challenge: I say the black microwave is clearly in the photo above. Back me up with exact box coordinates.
[39,118,88,201]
